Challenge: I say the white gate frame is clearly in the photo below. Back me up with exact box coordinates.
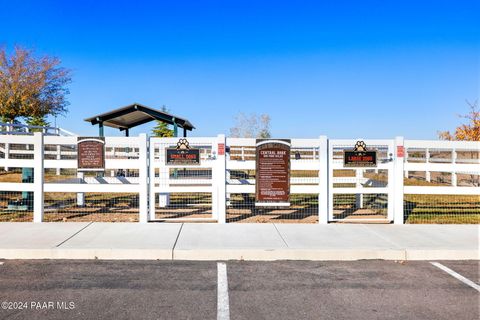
[319,136,329,224]
[327,138,396,222]
[148,135,225,222]
[393,136,405,224]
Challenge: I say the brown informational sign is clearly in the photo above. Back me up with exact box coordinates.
[77,137,105,171]
[343,141,377,167]
[166,138,200,165]
[255,139,291,206]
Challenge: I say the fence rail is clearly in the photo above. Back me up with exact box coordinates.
[0,122,76,136]
[0,133,478,224]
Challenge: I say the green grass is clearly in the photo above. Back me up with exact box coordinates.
[404,194,480,224]
[405,214,480,224]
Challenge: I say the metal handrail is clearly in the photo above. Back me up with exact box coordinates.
[0,122,77,136]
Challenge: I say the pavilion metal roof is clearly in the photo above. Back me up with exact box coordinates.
[84,103,195,131]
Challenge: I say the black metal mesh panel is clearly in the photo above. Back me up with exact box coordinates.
[227,193,319,223]
[43,192,139,222]
[404,194,480,224]
[332,193,388,221]
[0,191,34,222]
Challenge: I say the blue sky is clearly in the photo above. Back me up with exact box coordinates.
[1,0,478,138]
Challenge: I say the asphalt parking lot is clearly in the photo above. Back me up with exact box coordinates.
[0,260,478,320]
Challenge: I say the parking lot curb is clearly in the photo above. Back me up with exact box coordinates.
[1,248,478,261]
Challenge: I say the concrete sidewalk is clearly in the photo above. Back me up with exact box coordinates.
[0,223,478,261]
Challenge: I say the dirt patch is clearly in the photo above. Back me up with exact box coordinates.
[44,212,138,222]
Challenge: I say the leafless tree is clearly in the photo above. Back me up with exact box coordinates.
[230,112,271,138]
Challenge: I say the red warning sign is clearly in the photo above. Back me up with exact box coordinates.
[218,143,225,156]
[397,146,405,158]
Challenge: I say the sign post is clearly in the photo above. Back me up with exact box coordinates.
[394,136,405,224]
[77,137,105,207]
[255,139,291,206]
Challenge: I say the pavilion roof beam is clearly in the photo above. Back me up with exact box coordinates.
[84,102,195,133]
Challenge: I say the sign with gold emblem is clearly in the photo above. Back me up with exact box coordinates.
[166,138,200,165]
[343,141,377,167]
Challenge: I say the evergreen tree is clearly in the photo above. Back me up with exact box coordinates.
[151,106,174,137]
[25,115,50,132]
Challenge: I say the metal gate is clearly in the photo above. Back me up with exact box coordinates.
[328,139,395,222]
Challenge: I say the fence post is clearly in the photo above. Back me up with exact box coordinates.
[393,136,405,225]
[33,132,44,223]
[319,135,329,224]
[215,134,227,223]
[76,172,85,206]
[355,169,363,209]
[452,149,457,186]
[56,145,61,175]
[4,123,9,172]
[148,137,157,221]
[157,139,170,208]
[139,133,149,223]
[4,142,9,172]
[425,148,431,182]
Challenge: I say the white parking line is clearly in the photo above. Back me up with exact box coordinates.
[217,262,230,320]
[431,262,480,292]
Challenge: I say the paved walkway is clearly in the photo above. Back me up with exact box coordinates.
[0,223,478,260]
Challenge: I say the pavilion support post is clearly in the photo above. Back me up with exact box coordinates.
[99,122,104,137]
[97,122,105,178]
[183,127,187,137]
[173,118,178,137]
[125,129,129,137]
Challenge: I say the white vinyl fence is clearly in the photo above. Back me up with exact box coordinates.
[402,139,480,223]
[0,133,148,223]
[0,133,478,224]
